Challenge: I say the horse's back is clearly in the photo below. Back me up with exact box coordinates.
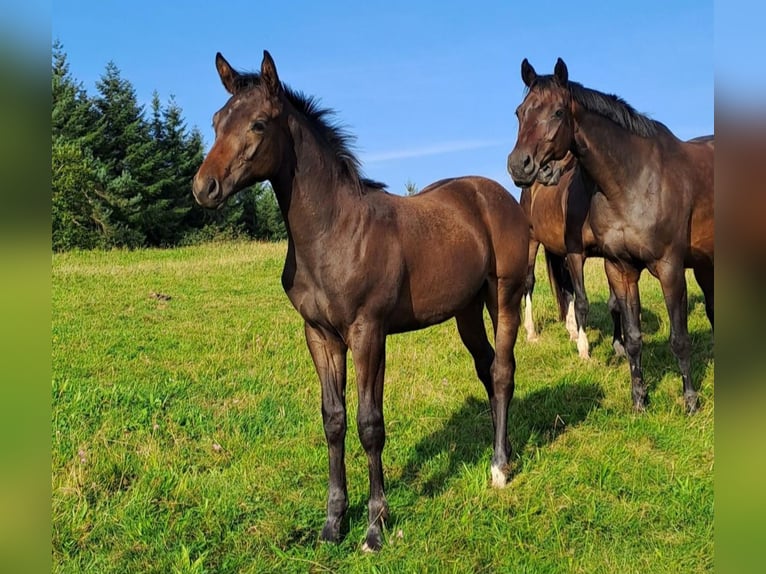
[418,176,529,278]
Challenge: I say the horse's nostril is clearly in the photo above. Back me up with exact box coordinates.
[522,154,536,175]
[207,178,221,200]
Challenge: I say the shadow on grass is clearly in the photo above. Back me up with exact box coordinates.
[280,381,604,550]
[395,380,604,498]
[638,324,714,401]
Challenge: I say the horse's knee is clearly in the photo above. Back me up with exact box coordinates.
[491,360,516,398]
[623,328,642,358]
[323,409,346,444]
[607,293,620,314]
[357,410,385,452]
[669,331,691,358]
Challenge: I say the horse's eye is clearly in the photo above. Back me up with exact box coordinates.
[251,120,267,133]
[554,109,565,119]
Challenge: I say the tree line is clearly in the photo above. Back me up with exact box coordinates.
[51,41,286,251]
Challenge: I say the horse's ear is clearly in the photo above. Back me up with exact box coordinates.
[521,58,537,87]
[261,50,281,96]
[554,58,569,85]
[216,52,240,95]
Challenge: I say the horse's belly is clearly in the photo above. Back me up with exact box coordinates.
[389,249,488,332]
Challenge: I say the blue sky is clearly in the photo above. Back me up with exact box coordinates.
[52,0,714,197]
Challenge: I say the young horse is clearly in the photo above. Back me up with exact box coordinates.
[192,51,529,551]
[519,152,624,359]
[508,58,713,414]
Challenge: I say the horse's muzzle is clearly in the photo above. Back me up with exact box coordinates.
[192,175,223,209]
[507,150,538,187]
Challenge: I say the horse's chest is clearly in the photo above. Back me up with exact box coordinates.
[283,264,367,332]
[529,192,566,252]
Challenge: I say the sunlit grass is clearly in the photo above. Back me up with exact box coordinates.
[52,241,713,573]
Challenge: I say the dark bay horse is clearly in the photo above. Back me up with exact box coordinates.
[508,58,713,414]
[519,152,624,359]
[192,51,529,551]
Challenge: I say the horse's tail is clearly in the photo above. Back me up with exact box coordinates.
[544,249,573,322]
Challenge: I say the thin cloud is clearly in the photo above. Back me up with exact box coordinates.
[363,139,506,164]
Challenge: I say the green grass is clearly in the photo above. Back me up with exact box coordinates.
[52,241,714,573]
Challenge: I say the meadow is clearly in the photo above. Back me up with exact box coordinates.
[52,241,714,573]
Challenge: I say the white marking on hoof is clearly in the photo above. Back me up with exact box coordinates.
[361,542,375,553]
[524,294,538,341]
[577,327,590,359]
[565,300,577,340]
[491,465,507,488]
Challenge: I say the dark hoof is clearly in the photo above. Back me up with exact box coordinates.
[684,392,699,414]
[612,339,627,358]
[320,520,342,544]
[361,527,383,552]
[632,387,648,413]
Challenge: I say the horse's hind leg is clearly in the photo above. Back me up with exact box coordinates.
[455,293,501,441]
[693,260,714,330]
[607,283,627,357]
[486,276,523,487]
[456,293,496,390]
[524,239,540,341]
[566,253,590,359]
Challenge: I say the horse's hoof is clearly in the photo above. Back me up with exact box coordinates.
[631,384,648,413]
[319,521,342,544]
[361,527,383,552]
[613,340,627,358]
[632,393,648,413]
[491,465,507,488]
[526,333,539,343]
[684,392,699,414]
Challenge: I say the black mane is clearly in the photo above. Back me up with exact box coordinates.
[232,72,386,193]
[528,75,665,138]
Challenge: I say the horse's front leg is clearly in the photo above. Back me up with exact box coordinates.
[655,258,697,413]
[566,252,590,358]
[304,322,349,543]
[349,322,388,552]
[604,259,646,411]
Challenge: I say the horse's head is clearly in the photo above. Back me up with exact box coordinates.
[507,58,574,188]
[193,51,287,209]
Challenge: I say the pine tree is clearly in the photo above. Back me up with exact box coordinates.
[90,61,152,247]
[52,40,98,144]
[142,95,203,246]
[52,139,101,250]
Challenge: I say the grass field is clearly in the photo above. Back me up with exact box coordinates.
[52,241,714,573]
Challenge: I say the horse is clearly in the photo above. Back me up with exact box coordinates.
[518,151,625,359]
[507,58,713,414]
[192,51,529,551]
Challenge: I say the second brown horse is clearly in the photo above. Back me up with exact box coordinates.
[519,152,624,359]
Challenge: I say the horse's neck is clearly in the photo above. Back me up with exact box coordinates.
[270,119,360,252]
[572,106,651,200]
